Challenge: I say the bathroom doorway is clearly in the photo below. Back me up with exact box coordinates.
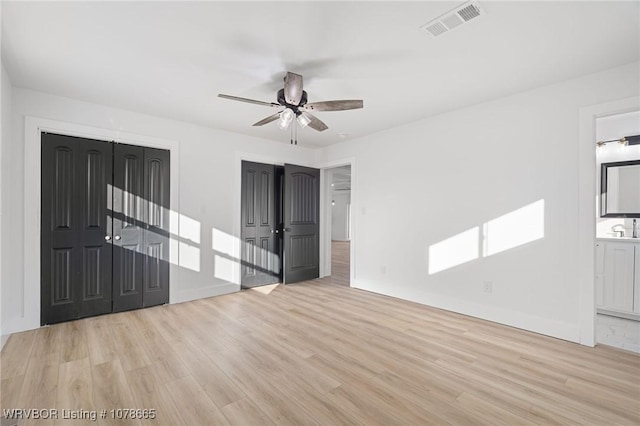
[593,110,640,353]
[326,165,351,286]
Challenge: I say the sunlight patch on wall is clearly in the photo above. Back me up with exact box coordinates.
[179,214,201,244]
[179,242,201,272]
[428,227,479,274]
[212,228,236,257]
[108,185,203,272]
[214,255,237,283]
[483,199,545,257]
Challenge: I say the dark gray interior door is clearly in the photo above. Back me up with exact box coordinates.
[41,133,113,325]
[113,144,170,312]
[241,161,280,288]
[142,147,170,307]
[283,163,320,284]
[112,143,145,312]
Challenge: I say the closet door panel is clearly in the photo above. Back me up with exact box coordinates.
[142,147,170,307]
[41,133,112,324]
[112,144,144,312]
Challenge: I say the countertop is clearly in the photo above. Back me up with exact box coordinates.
[596,237,640,243]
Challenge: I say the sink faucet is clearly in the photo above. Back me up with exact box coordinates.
[634,219,638,239]
[612,224,625,238]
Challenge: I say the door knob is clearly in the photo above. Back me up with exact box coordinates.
[275,230,279,234]
[115,235,121,241]
[270,229,274,233]
[104,235,112,241]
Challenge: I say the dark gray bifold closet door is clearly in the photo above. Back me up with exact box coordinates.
[283,163,320,284]
[41,133,113,325]
[112,143,170,312]
[141,146,170,307]
[42,133,170,325]
[240,161,280,288]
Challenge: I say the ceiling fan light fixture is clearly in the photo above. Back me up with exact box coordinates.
[297,112,311,128]
[278,108,294,130]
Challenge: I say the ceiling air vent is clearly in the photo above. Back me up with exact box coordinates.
[420,1,484,38]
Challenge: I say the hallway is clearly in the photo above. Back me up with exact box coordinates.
[329,241,350,286]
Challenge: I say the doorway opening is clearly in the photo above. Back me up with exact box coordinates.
[593,110,640,353]
[326,165,351,286]
[240,161,320,288]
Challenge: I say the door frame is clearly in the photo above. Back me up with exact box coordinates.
[577,96,640,347]
[233,152,320,286]
[318,158,356,285]
[21,117,180,332]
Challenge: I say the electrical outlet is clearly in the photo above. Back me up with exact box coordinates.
[483,281,493,293]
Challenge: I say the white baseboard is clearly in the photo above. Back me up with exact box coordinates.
[171,282,240,304]
[1,334,10,351]
[351,278,581,345]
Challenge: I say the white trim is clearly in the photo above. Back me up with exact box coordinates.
[172,282,237,304]
[352,278,580,342]
[19,116,180,334]
[0,334,9,351]
[316,157,357,286]
[577,96,640,347]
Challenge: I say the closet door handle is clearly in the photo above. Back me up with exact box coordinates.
[114,235,121,241]
[104,235,112,241]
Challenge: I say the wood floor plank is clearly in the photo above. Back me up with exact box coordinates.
[0,330,36,379]
[55,358,94,426]
[1,374,25,410]
[168,334,246,409]
[92,360,140,426]
[165,375,230,426]
[59,320,88,363]
[105,314,151,372]
[15,358,58,426]
[85,315,119,365]
[220,398,275,426]
[126,365,186,426]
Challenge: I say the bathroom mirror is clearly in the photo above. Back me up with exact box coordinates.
[601,160,640,218]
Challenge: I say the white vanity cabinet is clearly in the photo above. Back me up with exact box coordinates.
[596,239,640,318]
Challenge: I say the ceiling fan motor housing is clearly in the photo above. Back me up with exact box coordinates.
[277,88,308,109]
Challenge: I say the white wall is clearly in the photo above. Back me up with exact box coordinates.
[2,87,315,335]
[331,191,350,241]
[319,62,640,344]
[0,61,12,348]
[595,111,640,238]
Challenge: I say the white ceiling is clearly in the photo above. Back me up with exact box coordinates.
[2,1,639,148]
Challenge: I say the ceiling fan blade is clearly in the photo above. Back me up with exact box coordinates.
[305,112,328,132]
[218,94,279,108]
[253,112,281,126]
[284,72,303,105]
[304,100,364,111]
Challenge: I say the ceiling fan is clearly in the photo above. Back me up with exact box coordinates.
[218,72,363,135]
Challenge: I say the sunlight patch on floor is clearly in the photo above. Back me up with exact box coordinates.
[248,283,280,295]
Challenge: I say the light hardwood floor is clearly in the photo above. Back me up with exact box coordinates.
[2,278,639,425]
[328,240,350,286]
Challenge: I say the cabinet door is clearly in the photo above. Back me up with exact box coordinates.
[634,246,640,314]
[595,243,605,307]
[603,242,635,313]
